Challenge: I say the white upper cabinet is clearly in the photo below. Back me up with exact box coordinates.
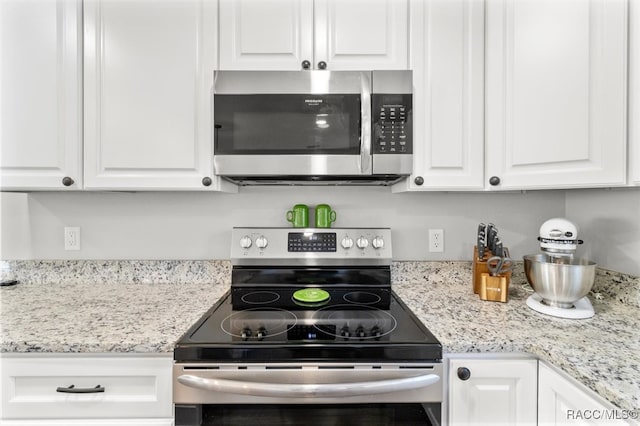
[399,0,484,191]
[218,0,314,70]
[84,0,230,191]
[0,0,82,191]
[218,0,409,70]
[630,0,640,185]
[485,0,628,190]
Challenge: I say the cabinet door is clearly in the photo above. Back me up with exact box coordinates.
[84,0,225,190]
[400,0,484,191]
[0,0,82,190]
[630,0,640,185]
[314,0,409,70]
[485,0,627,190]
[448,358,537,426]
[538,362,634,425]
[218,0,314,70]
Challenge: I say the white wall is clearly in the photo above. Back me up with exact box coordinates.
[565,188,640,276]
[0,187,565,262]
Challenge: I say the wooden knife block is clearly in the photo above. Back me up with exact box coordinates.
[472,245,491,294]
[480,273,509,303]
[472,245,512,302]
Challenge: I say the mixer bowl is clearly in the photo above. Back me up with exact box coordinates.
[523,254,596,308]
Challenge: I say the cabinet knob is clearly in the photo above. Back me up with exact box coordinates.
[489,176,501,186]
[414,176,424,186]
[62,176,74,187]
[301,60,311,70]
[317,61,327,70]
[202,177,212,187]
[457,367,471,381]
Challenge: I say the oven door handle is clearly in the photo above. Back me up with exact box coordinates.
[177,374,439,398]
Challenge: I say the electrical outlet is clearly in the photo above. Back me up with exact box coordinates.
[428,229,444,252]
[64,227,80,250]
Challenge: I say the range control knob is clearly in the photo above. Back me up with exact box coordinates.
[240,236,252,249]
[255,235,268,249]
[356,236,369,249]
[372,236,385,249]
[241,328,252,341]
[355,326,366,338]
[340,326,350,338]
[341,236,354,249]
[256,327,267,341]
[370,326,382,339]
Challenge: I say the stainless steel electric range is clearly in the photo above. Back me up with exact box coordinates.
[174,228,443,426]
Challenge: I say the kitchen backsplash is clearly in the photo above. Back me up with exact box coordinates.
[2,260,638,308]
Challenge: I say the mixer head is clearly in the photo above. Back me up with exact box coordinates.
[538,218,584,255]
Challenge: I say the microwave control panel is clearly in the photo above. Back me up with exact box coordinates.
[372,94,412,154]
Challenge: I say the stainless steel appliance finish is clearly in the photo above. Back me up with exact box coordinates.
[213,70,413,185]
[174,362,443,404]
[174,227,442,426]
[524,253,596,308]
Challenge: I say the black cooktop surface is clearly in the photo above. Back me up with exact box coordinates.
[174,291,442,362]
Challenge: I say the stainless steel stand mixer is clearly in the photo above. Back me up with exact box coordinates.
[523,218,596,319]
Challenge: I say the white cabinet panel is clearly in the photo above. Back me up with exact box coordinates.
[314,0,408,70]
[218,0,408,71]
[630,0,640,185]
[538,362,635,425]
[486,0,627,190]
[448,357,537,426]
[401,0,484,191]
[0,0,82,190]
[219,0,314,70]
[84,0,225,190]
[0,355,172,420]
[0,419,173,426]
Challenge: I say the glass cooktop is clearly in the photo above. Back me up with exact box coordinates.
[174,291,442,363]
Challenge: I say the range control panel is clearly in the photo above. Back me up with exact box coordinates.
[372,94,412,155]
[231,227,392,266]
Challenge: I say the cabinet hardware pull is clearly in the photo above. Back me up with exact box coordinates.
[414,176,424,186]
[457,367,471,381]
[301,60,311,69]
[56,384,105,393]
[202,177,213,187]
[489,176,501,186]
[62,176,75,187]
[317,61,327,70]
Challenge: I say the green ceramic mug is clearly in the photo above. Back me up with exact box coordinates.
[287,204,309,228]
[315,204,336,228]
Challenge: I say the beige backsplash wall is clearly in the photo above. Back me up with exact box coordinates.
[1,187,564,263]
[565,187,640,276]
[2,186,639,276]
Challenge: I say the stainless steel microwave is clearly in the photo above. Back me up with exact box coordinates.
[213,70,413,185]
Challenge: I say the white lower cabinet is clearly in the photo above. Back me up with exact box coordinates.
[447,356,538,426]
[538,362,635,426]
[0,355,172,425]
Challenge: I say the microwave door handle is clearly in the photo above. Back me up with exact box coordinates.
[177,374,439,398]
[359,72,372,175]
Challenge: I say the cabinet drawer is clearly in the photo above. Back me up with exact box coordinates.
[0,355,172,420]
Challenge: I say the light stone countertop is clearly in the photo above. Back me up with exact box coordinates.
[0,260,638,412]
[391,262,640,413]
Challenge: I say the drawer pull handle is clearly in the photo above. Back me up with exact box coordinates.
[56,384,105,394]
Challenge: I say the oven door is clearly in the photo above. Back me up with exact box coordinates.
[213,71,372,177]
[174,362,443,426]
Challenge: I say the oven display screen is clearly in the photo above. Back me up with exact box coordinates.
[288,232,337,252]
